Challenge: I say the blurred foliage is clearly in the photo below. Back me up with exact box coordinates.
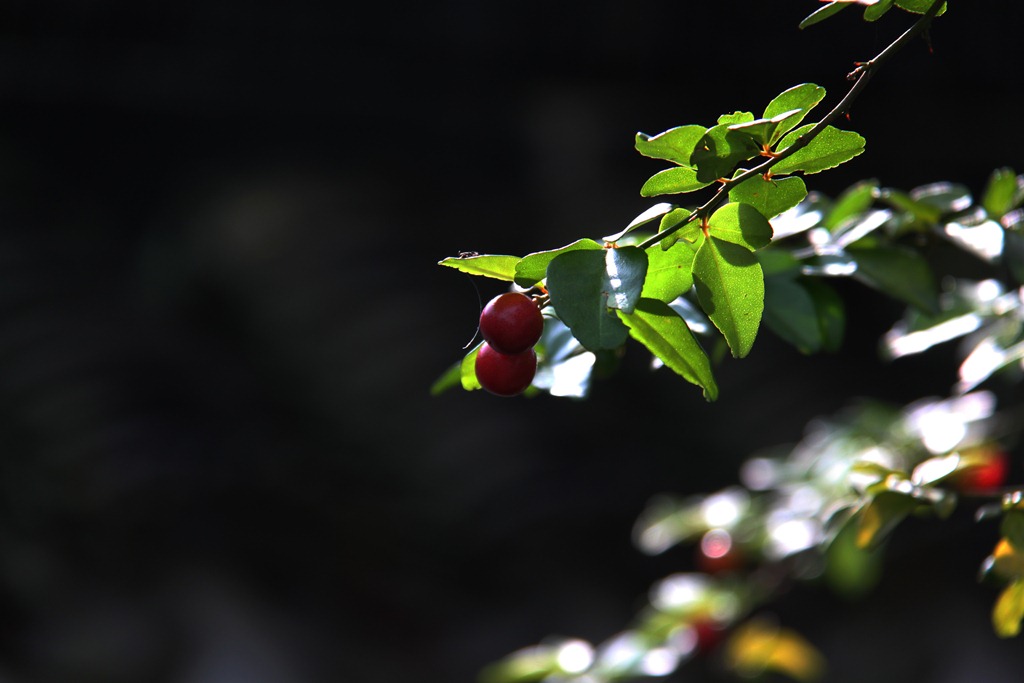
[447,1,1024,681]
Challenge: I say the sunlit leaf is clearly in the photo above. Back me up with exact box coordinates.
[957,338,1024,394]
[604,203,675,243]
[773,125,866,175]
[718,111,755,126]
[619,298,718,401]
[983,167,1019,218]
[641,166,711,197]
[993,579,1024,638]
[635,124,706,165]
[911,181,972,215]
[693,237,765,358]
[728,109,802,147]
[708,202,774,250]
[514,238,603,288]
[855,490,919,549]
[991,538,1024,580]
[832,209,892,248]
[723,618,826,682]
[863,0,894,20]
[800,2,851,29]
[606,247,649,314]
[461,343,483,391]
[729,174,808,221]
[642,240,698,303]
[546,249,634,351]
[883,308,983,360]
[874,187,942,223]
[942,218,1004,261]
[533,316,595,399]
[822,179,878,231]
[439,254,520,281]
[668,295,713,335]
[657,208,700,250]
[762,83,827,142]
[479,643,561,683]
[894,0,947,16]
[430,359,464,396]
[911,453,960,486]
[692,122,762,183]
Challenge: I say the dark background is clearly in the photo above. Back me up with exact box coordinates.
[0,2,1022,682]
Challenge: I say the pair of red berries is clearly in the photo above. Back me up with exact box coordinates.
[475,292,544,397]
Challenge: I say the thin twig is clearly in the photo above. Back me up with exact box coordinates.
[637,0,945,252]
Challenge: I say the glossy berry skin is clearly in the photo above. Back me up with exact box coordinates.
[479,292,544,354]
[475,342,537,397]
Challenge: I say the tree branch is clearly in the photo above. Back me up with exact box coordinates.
[637,0,944,252]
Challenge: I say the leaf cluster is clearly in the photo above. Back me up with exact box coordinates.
[437,82,868,401]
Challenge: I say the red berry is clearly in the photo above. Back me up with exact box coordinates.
[953,446,1010,492]
[479,292,544,354]
[475,342,537,397]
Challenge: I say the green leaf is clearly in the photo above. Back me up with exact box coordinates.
[635,125,706,165]
[430,359,464,396]
[757,248,802,278]
[993,579,1024,638]
[514,238,603,288]
[640,166,712,197]
[894,0,947,16]
[849,244,939,313]
[604,202,674,242]
[618,298,718,401]
[773,125,866,175]
[875,187,942,223]
[479,643,560,683]
[439,254,520,281]
[604,247,649,314]
[799,2,850,29]
[983,167,1019,218]
[863,0,895,21]
[1003,510,1024,551]
[825,513,884,599]
[693,237,765,358]
[991,538,1024,580]
[718,111,755,126]
[546,249,634,351]
[691,123,762,183]
[532,317,595,399]
[823,179,879,231]
[658,209,700,250]
[855,490,919,549]
[764,276,822,354]
[762,83,827,143]
[461,344,482,391]
[642,240,698,303]
[729,174,808,220]
[708,201,774,250]
[728,109,802,148]
[804,278,846,352]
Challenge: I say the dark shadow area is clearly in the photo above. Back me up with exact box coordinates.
[0,2,1021,681]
